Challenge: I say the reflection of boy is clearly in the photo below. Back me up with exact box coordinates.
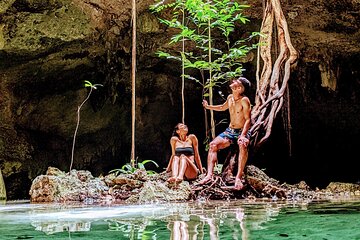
[199,77,252,190]
[169,221,189,240]
[236,208,248,240]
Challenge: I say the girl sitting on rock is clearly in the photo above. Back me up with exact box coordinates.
[166,123,204,183]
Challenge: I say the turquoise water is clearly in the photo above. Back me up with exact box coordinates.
[0,198,360,239]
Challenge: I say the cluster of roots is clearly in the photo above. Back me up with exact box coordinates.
[189,165,318,201]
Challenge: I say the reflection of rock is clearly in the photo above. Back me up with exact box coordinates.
[31,221,91,235]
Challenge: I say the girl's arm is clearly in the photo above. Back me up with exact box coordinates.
[166,137,177,172]
[189,134,204,174]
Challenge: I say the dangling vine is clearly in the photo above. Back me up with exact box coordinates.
[131,0,137,167]
[181,0,186,124]
[250,0,298,149]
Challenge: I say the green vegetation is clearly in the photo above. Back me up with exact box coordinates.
[70,80,103,172]
[150,0,260,139]
[109,159,159,176]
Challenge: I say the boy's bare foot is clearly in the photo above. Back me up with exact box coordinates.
[234,178,244,190]
[223,174,235,184]
[196,176,212,185]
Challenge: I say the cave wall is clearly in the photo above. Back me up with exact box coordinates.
[0,0,359,199]
[253,0,360,188]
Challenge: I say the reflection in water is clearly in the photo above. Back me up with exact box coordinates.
[106,218,158,239]
[169,221,190,240]
[25,201,283,239]
[236,208,248,240]
[31,221,91,235]
[6,200,355,239]
[162,202,282,240]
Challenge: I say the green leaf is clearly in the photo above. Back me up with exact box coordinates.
[184,74,201,84]
[146,170,157,175]
[121,164,135,173]
[156,51,171,58]
[238,16,249,24]
[108,169,121,175]
[138,162,145,170]
[84,80,92,88]
[141,159,159,168]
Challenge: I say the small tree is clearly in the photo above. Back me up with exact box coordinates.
[152,0,298,152]
[151,0,259,141]
[70,81,102,172]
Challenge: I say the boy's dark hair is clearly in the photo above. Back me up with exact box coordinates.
[237,77,251,91]
[230,77,251,93]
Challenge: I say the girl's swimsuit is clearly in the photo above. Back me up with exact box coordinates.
[175,147,194,156]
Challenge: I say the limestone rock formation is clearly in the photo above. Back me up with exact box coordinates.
[29,166,193,203]
[29,167,110,202]
[1,0,360,200]
[29,165,360,204]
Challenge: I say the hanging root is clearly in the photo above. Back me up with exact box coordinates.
[250,0,298,148]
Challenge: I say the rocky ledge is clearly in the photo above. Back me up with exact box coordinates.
[29,165,360,204]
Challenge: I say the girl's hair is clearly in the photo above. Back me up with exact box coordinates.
[172,123,181,136]
[172,123,188,136]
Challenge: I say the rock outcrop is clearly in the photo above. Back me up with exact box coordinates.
[1,0,360,199]
[29,165,360,204]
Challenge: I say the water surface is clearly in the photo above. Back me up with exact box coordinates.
[1,198,360,239]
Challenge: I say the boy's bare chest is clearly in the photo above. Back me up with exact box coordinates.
[228,98,243,112]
